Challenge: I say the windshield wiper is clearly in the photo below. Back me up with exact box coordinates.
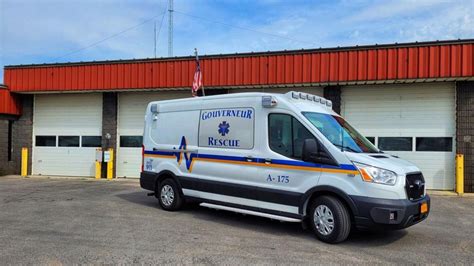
[333,144,360,153]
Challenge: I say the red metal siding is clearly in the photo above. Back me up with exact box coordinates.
[357,50,368,80]
[329,52,338,81]
[462,44,473,76]
[311,53,321,83]
[347,51,358,81]
[0,87,21,115]
[418,47,429,78]
[320,53,329,82]
[3,42,473,93]
[407,47,418,79]
[367,50,377,80]
[338,52,348,81]
[376,49,387,80]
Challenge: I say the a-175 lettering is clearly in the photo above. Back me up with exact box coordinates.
[266,174,289,183]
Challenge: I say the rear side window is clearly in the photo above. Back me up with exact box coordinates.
[269,114,292,157]
[416,137,452,152]
[120,136,143,147]
[36,136,56,147]
[378,137,412,151]
[82,136,102,147]
[58,136,80,147]
[198,108,255,149]
[269,114,316,159]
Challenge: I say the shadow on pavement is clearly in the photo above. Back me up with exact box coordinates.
[115,191,158,209]
[345,229,408,247]
[116,191,408,246]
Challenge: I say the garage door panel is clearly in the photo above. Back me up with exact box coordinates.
[384,152,454,190]
[35,94,102,136]
[117,91,190,178]
[33,148,98,176]
[33,94,102,177]
[117,148,142,177]
[342,83,455,190]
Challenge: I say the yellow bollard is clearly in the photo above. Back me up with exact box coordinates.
[456,154,464,195]
[95,148,102,179]
[107,148,114,180]
[21,148,28,177]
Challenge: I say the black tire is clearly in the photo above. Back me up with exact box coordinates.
[309,195,351,244]
[157,178,184,211]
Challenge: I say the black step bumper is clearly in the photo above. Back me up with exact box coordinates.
[140,171,157,191]
[351,194,430,230]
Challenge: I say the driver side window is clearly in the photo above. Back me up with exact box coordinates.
[268,114,315,159]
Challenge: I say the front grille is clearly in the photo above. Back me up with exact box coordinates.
[406,173,425,201]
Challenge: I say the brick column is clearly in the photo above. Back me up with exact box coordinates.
[101,92,118,178]
[323,86,341,114]
[0,95,33,175]
[0,118,14,175]
[456,81,473,193]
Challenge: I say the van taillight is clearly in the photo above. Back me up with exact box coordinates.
[141,145,145,172]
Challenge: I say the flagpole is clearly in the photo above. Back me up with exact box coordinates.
[194,48,205,96]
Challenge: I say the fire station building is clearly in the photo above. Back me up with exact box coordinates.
[0,39,473,192]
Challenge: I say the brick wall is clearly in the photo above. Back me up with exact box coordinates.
[0,119,13,175]
[102,92,118,178]
[0,95,33,175]
[456,81,474,193]
[323,86,341,114]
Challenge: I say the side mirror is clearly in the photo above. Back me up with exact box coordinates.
[302,139,319,162]
[302,138,339,166]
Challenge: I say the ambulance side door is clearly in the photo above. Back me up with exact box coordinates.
[262,112,322,196]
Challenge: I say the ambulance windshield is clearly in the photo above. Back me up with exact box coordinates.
[302,112,379,153]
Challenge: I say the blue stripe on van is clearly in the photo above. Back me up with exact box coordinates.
[144,150,357,171]
[143,136,358,172]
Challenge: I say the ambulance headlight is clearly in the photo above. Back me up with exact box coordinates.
[353,162,397,185]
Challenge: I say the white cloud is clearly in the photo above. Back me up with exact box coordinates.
[345,0,448,23]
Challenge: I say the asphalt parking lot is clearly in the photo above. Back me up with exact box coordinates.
[0,176,472,264]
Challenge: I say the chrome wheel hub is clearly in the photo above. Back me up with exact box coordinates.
[314,205,335,236]
[160,185,174,206]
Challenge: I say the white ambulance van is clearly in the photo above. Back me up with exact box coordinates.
[140,91,430,243]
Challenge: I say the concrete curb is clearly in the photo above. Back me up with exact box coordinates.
[1,175,138,183]
[428,190,474,197]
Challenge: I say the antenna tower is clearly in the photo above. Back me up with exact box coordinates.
[168,0,173,57]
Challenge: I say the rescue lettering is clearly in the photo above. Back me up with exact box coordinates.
[201,109,253,120]
[208,137,240,147]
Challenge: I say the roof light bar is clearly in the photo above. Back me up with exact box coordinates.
[286,91,333,110]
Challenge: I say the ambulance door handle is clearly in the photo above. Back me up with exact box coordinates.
[264,158,272,164]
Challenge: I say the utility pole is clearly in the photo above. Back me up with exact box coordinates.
[168,0,173,57]
[154,20,157,58]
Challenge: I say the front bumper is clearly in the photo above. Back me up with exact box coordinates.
[351,194,430,230]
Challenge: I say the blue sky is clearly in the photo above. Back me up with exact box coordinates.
[1,0,473,82]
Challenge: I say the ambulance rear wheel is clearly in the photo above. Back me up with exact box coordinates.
[157,178,183,211]
[309,195,351,244]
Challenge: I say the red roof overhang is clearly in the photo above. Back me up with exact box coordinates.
[0,85,21,116]
[3,39,474,93]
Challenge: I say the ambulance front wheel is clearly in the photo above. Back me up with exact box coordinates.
[157,178,184,211]
[309,195,351,244]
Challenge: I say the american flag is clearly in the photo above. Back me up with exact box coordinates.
[192,49,203,97]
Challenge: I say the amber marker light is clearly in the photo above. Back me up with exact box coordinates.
[359,168,373,182]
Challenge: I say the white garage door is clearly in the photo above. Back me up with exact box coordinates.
[117,91,190,178]
[341,82,455,190]
[33,93,102,177]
